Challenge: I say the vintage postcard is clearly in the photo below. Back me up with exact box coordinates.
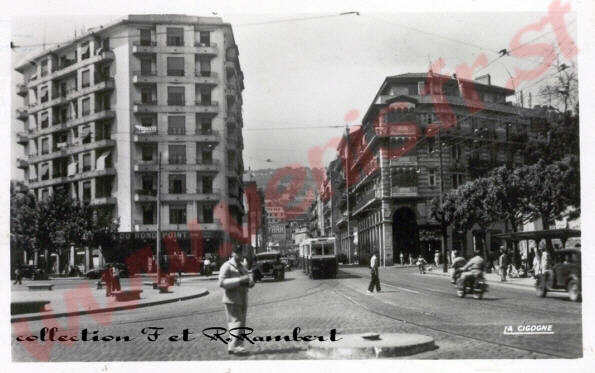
[3,0,593,371]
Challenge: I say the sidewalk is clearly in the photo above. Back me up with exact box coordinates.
[49,271,219,281]
[11,282,209,323]
[421,266,536,288]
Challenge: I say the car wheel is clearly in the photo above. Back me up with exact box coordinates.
[535,276,547,298]
[568,279,581,302]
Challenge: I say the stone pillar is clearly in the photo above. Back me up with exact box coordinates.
[55,253,60,274]
[34,250,38,266]
[381,199,393,266]
[97,246,104,268]
[69,246,75,267]
[85,247,90,273]
[44,249,49,270]
[23,251,27,265]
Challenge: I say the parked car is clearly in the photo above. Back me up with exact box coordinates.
[253,251,285,281]
[535,248,581,302]
[16,265,48,280]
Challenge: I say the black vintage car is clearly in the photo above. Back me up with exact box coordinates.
[14,265,48,280]
[535,248,581,302]
[252,251,285,281]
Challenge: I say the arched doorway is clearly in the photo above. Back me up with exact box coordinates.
[392,207,419,263]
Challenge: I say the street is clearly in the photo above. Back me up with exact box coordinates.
[11,266,582,361]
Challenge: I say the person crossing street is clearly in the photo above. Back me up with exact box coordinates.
[367,251,381,294]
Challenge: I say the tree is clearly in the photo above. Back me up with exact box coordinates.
[10,181,38,266]
[538,63,578,116]
[429,190,458,268]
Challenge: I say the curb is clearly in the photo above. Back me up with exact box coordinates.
[306,333,436,358]
[11,289,209,323]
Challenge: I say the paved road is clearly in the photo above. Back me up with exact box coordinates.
[11,266,582,361]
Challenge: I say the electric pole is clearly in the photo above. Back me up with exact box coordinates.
[437,127,447,273]
[345,125,352,264]
[156,152,162,283]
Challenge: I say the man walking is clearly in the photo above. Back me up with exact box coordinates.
[434,250,440,270]
[399,252,404,266]
[13,267,22,285]
[367,251,381,294]
[219,245,255,355]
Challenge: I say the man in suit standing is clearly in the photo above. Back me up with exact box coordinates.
[367,251,381,294]
[218,245,255,355]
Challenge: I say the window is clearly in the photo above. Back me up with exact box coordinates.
[40,163,49,180]
[81,43,90,60]
[203,205,214,223]
[140,59,154,75]
[81,125,91,144]
[202,149,212,164]
[167,57,185,76]
[140,29,153,46]
[408,84,418,95]
[451,144,462,160]
[82,153,92,172]
[141,145,154,161]
[168,144,186,164]
[168,116,186,135]
[81,70,90,88]
[166,27,184,46]
[200,88,211,105]
[143,204,155,224]
[428,169,436,187]
[142,175,154,192]
[82,97,91,116]
[452,173,464,188]
[199,117,212,134]
[169,174,186,194]
[141,116,155,128]
[41,137,49,154]
[202,176,213,193]
[83,181,91,203]
[199,59,211,76]
[40,60,48,77]
[199,31,210,46]
[141,88,156,104]
[427,138,435,154]
[167,86,185,106]
[40,86,49,103]
[169,204,187,224]
[40,111,49,129]
[41,189,49,200]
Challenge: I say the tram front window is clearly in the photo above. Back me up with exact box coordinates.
[312,243,333,256]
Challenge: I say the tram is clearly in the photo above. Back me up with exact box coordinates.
[299,237,338,279]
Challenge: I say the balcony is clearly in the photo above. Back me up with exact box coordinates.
[134,189,157,202]
[194,41,218,56]
[353,189,382,215]
[194,100,219,114]
[29,139,117,164]
[132,41,158,54]
[16,108,28,121]
[16,132,29,145]
[91,197,117,206]
[132,70,158,84]
[389,155,417,165]
[134,159,220,173]
[28,167,117,190]
[194,71,219,85]
[17,157,28,169]
[133,129,220,143]
[162,188,221,202]
[16,83,28,97]
[390,186,418,197]
[27,51,115,89]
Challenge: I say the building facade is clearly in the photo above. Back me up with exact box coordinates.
[332,72,543,266]
[14,15,245,271]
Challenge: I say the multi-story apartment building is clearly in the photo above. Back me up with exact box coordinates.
[14,15,245,271]
[332,72,544,266]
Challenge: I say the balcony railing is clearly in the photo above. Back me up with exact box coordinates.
[134,69,158,76]
[135,40,157,47]
[167,69,185,77]
[16,108,28,120]
[16,83,28,96]
[135,188,157,196]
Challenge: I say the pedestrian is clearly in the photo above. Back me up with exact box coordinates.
[498,247,509,282]
[218,245,255,355]
[450,250,466,284]
[399,252,404,266]
[367,251,381,294]
[417,255,427,274]
[409,255,414,266]
[434,250,440,269]
[101,265,113,296]
[541,242,551,272]
[13,268,22,285]
[112,265,121,292]
[533,248,542,278]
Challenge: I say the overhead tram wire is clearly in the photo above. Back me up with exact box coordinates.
[10,12,361,50]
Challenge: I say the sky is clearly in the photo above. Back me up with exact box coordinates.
[7,3,579,181]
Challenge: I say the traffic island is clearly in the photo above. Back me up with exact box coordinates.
[306,333,436,358]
